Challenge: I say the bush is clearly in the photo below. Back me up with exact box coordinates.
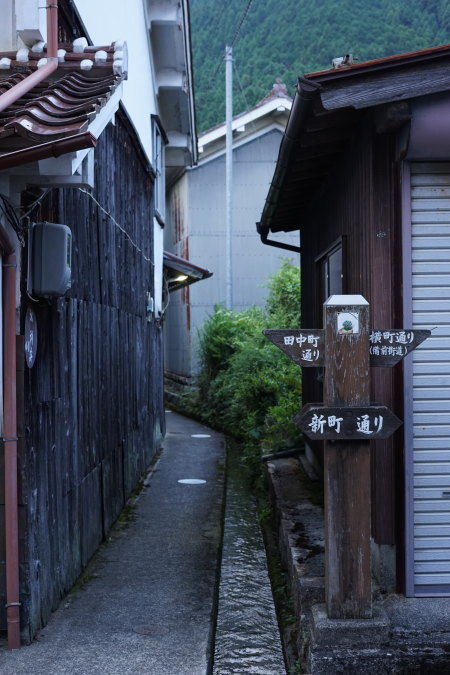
[195,261,302,460]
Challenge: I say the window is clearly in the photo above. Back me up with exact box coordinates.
[316,238,345,324]
[151,115,167,222]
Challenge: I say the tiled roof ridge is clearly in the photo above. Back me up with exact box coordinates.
[0,39,127,78]
[199,79,292,138]
[0,39,125,150]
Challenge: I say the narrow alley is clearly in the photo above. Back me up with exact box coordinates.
[0,412,286,674]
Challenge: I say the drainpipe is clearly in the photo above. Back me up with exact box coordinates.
[0,225,19,649]
[0,0,59,115]
[0,0,59,650]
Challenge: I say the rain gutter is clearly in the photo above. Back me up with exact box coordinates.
[1,224,19,650]
[258,77,322,250]
[0,0,59,115]
[0,132,97,171]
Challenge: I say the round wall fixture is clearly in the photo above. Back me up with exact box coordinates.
[191,434,211,438]
[178,479,206,485]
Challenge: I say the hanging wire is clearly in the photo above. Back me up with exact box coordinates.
[0,194,26,245]
[229,0,255,48]
[233,59,259,134]
[77,188,154,266]
[204,0,257,91]
[20,188,53,221]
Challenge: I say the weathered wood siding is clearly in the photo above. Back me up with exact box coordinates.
[1,112,163,641]
[301,117,404,561]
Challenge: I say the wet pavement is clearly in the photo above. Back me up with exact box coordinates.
[213,445,286,674]
[0,412,225,675]
[0,411,286,674]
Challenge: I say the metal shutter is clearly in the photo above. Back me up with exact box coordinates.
[411,162,450,594]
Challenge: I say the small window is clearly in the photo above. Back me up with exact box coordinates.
[316,238,345,325]
[151,116,167,222]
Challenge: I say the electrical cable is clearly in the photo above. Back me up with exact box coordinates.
[0,194,26,245]
[20,188,53,220]
[77,187,154,266]
[229,0,255,48]
[233,60,258,133]
[204,0,257,91]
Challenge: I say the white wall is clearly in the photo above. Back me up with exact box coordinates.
[74,0,156,163]
[0,0,44,51]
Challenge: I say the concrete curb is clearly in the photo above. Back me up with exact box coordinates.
[266,455,450,673]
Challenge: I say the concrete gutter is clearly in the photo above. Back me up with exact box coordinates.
[266,456,450,673]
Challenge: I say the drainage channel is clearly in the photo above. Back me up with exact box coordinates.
[213,443,286,674]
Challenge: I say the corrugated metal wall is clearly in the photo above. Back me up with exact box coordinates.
[410,161,450,594]
[165,129,299,378]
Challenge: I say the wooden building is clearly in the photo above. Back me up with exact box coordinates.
[258,45,450,598]
[0,0,196,645]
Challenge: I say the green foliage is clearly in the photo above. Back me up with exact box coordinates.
[191,0,450,132]
[195,261,302,461]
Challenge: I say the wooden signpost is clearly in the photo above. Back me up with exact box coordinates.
[264,295,430,620]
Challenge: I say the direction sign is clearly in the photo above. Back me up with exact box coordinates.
[263,328,430,367]
[295,404,402,440]
[368,329,430,366]
[263,329,324,366]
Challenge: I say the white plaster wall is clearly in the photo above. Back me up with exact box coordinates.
[74,0,156,163]
[0,1,53,53]
[0,1,17,50]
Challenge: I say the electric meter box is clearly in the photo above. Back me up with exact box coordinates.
[32,222,72,297]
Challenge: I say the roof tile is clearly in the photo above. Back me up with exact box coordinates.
[0,41,126,152]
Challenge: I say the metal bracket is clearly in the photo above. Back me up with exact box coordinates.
[5,602,21,608]
[2,438,19,443]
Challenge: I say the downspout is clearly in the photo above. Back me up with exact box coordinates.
[0,0,59,114]
[0,226,19,649]
[0,0,59,650]
[258,77,321,251]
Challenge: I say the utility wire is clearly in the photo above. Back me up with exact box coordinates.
[229,0,255,48]
[77,188,154,266]
[233,60,258,133]
[20,188,53,220]
[205,0,257,90]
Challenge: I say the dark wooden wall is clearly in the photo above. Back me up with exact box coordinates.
[0,112,164,641]
[301,113,404,568]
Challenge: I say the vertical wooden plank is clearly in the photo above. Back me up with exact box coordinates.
[323,295,372,619]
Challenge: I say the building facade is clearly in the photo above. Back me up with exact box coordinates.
[0,0,196,644]
[165,82,299,380]
[258,45,450,598]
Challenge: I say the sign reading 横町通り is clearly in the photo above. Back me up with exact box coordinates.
[263,328,430,367]
[368,329,430,366]
[295,404,402,440]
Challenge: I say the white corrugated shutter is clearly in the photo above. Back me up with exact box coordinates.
[411,162,450,594]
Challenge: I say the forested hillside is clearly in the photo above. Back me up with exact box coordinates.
[191,0,450,132]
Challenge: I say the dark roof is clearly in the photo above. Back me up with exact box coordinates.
[163,251,212,292]
[0,40,125,152]
[258,43,450,236]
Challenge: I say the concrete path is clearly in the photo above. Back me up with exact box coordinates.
[0,411,226,675]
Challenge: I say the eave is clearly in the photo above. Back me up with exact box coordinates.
[258,43,450,237]
[163,250,212,292]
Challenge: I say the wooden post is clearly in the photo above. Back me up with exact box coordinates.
[323,295,372,619]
